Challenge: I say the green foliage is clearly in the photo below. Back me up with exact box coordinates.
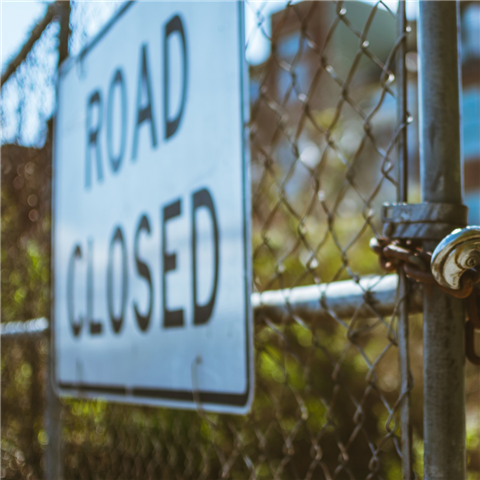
[1,143,52,324]
[2,134,479,478]
[1,142,52,479]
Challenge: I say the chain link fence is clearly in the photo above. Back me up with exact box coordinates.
[1,2,479,479]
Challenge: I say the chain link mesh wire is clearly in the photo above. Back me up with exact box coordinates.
[2,7,61,477]
[0,18,59,147]
[64,2,416,479]
[2,1,480,479]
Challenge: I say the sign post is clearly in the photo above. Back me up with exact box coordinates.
[53,1,253,413]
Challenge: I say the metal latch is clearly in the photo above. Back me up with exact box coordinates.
[382,203,469,240]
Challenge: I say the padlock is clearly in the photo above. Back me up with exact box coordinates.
[431,226,480,289]
[431,227,480,365]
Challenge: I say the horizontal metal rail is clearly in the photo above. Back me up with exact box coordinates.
[1,275,422,337]
[253,274,422,322]
[1,317,49,337]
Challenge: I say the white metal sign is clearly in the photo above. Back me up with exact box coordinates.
[53,1,252,413]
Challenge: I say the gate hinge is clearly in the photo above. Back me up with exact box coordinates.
[381,202,468,240]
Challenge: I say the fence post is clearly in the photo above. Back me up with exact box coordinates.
[45,3,71,479]
[418,2,466,479]
[44,366,63,480]
[396,2,413,478]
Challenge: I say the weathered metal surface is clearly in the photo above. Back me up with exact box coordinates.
[382,203,468,240]
[431,226,480,290]
[418,2,466,478]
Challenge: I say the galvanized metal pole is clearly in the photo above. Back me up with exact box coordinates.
[45,4,71,480]
[44,369,63,480]
[396,2,413,478]
[418,2,466,479]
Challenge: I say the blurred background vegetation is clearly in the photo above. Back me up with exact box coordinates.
[1,1,479,479]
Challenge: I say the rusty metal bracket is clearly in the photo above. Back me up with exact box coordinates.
[371,237,478,298]
[381,203,468,240]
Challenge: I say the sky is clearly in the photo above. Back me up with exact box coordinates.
[0,1,288,70]
[1,0,51,71]
[0,0,419,145]
[1,0,419,73]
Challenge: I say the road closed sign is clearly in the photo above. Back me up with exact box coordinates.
[53,2,252,413]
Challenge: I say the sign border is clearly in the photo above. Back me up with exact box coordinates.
[51,0,253,413]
